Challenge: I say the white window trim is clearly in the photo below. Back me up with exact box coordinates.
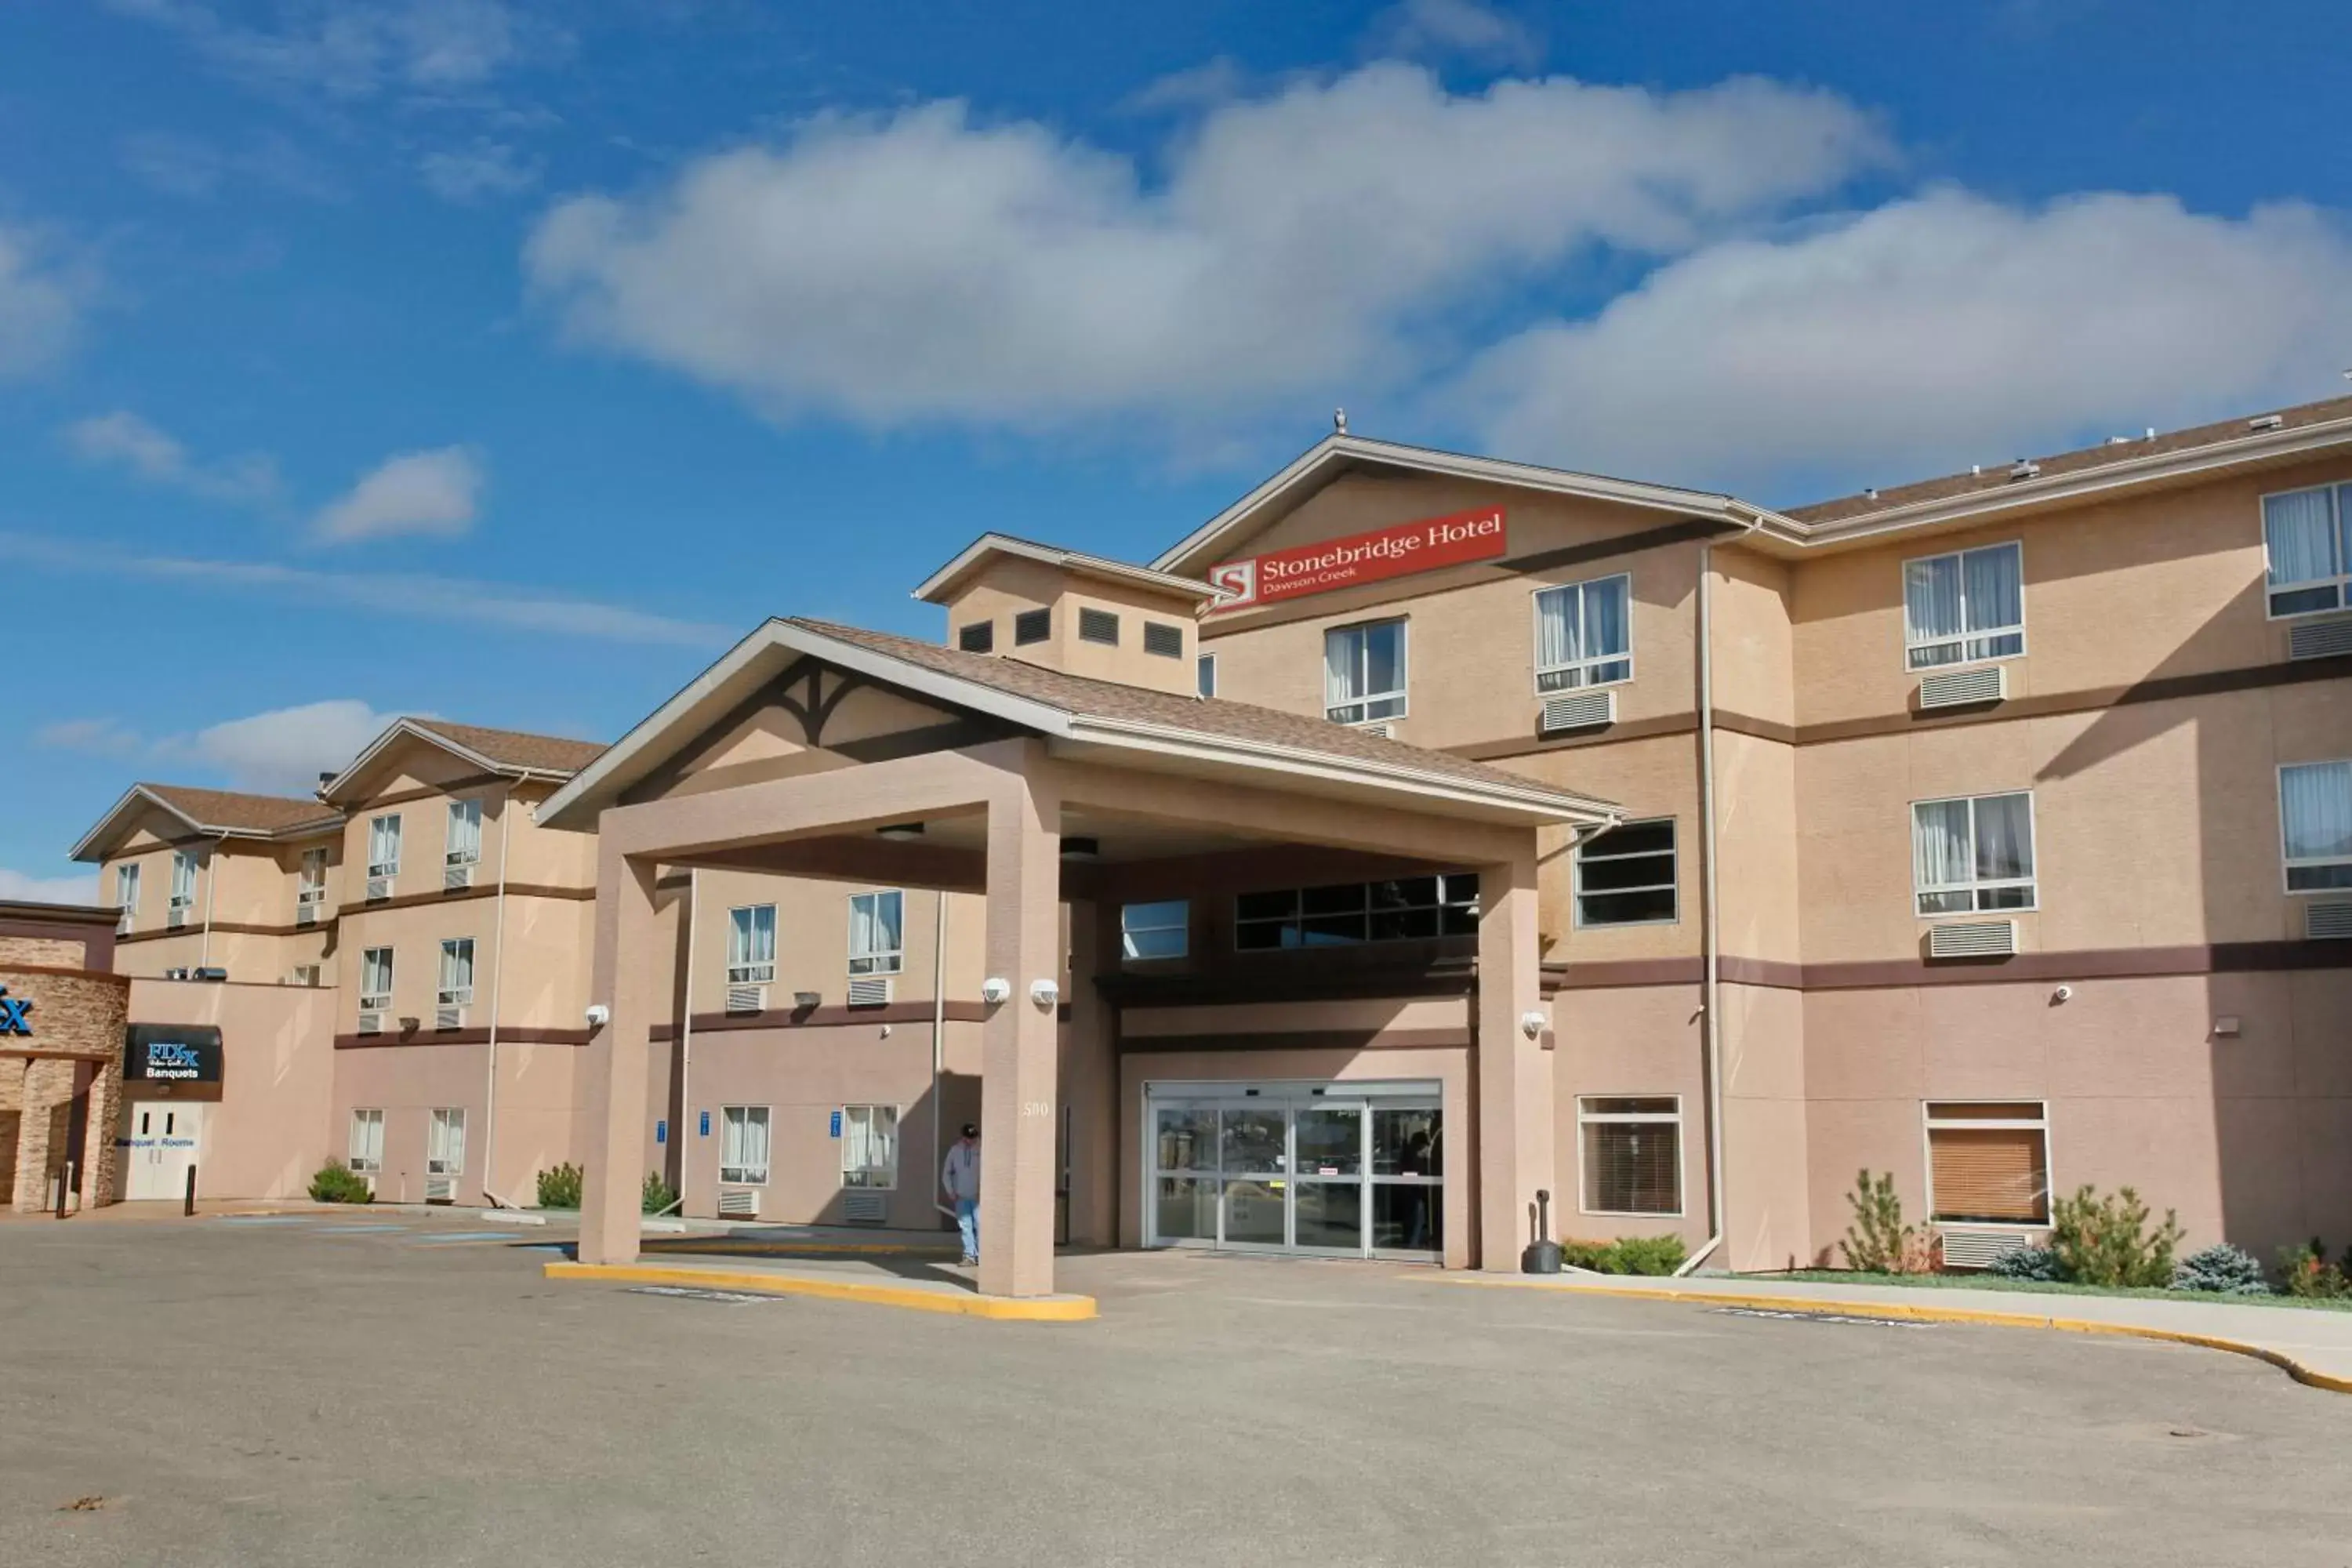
[437,938,476,1006]
[1323,617,1410,727]
[720,1103,771,1186]
[1920,1099,2053,1226]
[1902,539,2027,671]
[839,1103,901,1191]
[347,1108,384,1174]
[359,946,394,1011]
[1530,573,1635,694]
[1575,1094,1686,1219]
[848,889,905,977]
[297,847,327,906]
[1571,818,1679,929]
[169,850,199,909]
[2277,758,2352,895]
[116,863,140,914]
[368,814,402,878]
[445,799,484,868]
[725,903,777,985]
[1911,789,2039,918]
[426,1107,466,1177]
[1196,651,1218,698]
[2260,481,2352,621]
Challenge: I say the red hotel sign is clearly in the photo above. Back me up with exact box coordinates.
[1207,507,1508,612]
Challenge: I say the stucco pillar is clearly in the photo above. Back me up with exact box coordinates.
[978,764,1062,1298]
[580,848,660,1266]
[1475,848,1548,1272]
[79,1058,122,1209]
[1061,898,1119,1248]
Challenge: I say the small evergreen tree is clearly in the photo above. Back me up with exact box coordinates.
[2049,1185,2182,1287]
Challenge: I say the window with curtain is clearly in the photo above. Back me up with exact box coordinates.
[114,862,140,916]
[1578,1097,1682,1216]
[1196,653,1217,697]
[170,850,198,908]
[1121,900,1189,961]
[1323,619,1407,724]
[427,1108,466,1176]
[2263,484,2352,616]
[1534,574,1633,691]
[840,1105,898,1189]
[1904,542,2025,670]
[848,889,904,975]
[2280,760,2352,890]
[1573,819,1677,926]
[298,847,327,905]
[347,1109,384,1174]
[726,905,776,983]
[445,799,482,866]
[360,946,394,1008]
[437,938,475,1004]
[368,814,402,877]
[1912,791,2036,915]
[1926,1102,2049,1223]
[721,1105,771,1185]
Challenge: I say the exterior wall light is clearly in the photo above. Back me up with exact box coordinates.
[585,1004,610,1027]
[1030,978,1061,1007]
[980,977,1011,1004]
[1519,1010,1548,1039]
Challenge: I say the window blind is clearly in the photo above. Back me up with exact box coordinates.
[1929,1127,2048,1222]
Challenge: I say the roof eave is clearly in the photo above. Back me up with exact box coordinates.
[914,533,1220,606]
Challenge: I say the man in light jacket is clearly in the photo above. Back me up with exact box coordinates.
[942,1123,982,1265]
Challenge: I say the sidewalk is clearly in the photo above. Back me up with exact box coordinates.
[543,1248,1096,1321]
[1429,1270,2352,1392]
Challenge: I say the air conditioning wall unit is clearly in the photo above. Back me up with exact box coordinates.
[296,902,318,927]
[1925,920,2018,959]
[1353,720,1395,739]
[725,983,766,1015]
[424,1176,456,1204]
[717,1188,760,1219]
[1540,688,1616,735]
[434,1005,465,1030]
[444,864,474,891]
[1936,1223,2048,1270]
[167,906,189,930]
[365,875,391,901]
[358,1011,385,1035]
[2288,616,2352,662]
[840,1189,890,1225]
[1918,664,2007,710]
[117,911,134,935]
[2304,901,2352,940]
[846,975,894,1008]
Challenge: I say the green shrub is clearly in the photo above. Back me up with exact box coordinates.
[1987,1243,2065,1282]
[1838,1170,1937,1274]
[1559,1235,1687,1276]
[2278,1239,2351,1300]
[308,1160,372,1204]
[535,1162,583,1210]
[2172,1242,2269,1295]
[642,1171,680,1215]
[2049,1185,2183,1288]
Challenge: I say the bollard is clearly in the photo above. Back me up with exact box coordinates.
[56,1161,73,1220]
[1521,1187,1563,1275]
[183,1162,197,1218]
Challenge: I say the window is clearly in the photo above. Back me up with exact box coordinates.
[2262,484,2352,617]
[445,799,482,868]
[1573,819,1677,927]
[958,621,995,653]
[169,850,198,909]
[290,964,321,989]
[347,1109,384,1174]
[437,938,475,1006]
[841,1105,898,1189]
[1121,900,1189,961]
[1911,791,2036,915]
[1143,621,1184,659]
[114,862,140,918]
[848,889,904,975]
[426,1108,466,1177]
[720,1105,771,1185]
[1235,873,1478,949]
[1534,574,1632,691]
[1014,608,1051,645]
[726,905,776,984]
[360,946,394,1010]
[1578,1096,1682,1216]
[1926,1102,2049,1224]
[1196,653,1217,697]
[1904,542,2024,670]
[2280,760,2352,891]
[1324,618,1407,724]
[368,814,402,877]
[1078,607,1120,646]
[297,847,327,906]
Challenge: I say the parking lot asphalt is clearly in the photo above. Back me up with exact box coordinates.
[3,1214,2347,1567]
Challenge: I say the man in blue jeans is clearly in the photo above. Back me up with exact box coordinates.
[942,1122,982,1265]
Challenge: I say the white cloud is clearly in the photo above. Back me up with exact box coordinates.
[419,140,542,202]
[524,65,1889,435]
[66,411,284,506]
[1365,0,1541,70]
[0,868,99,906]
[312,446,484,543]
[105,0,556,99]
[118,130,344,203]
[0,531,728,648]
[178,700,402,793]
[34,717,146,758]
[1454,188,2352,497]
[0,225,82,378]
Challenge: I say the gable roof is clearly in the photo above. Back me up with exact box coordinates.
[320,717,606,805]
[538,615,1621,833]
[913,533,1220,607]
[71,783,343,862]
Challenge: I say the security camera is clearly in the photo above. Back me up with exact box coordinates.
[1519,1010,1548,1039]
[980,978,1011,1005]
[585,1003,611,1027]
[1030,978,1061,1007]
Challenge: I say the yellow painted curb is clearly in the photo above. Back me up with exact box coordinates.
[644,1239,960,1258]
[1418,1276,2352,1396]
[543,1261,1098,1322]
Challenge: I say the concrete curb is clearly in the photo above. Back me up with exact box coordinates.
[644,1239,964,1258]
[1420,1276,2352,1396]
[543,1260,1098,1322]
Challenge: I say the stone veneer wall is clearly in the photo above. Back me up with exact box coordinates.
[1,960,130,1212]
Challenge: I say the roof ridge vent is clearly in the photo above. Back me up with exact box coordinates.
[2249,413,2285,432]
[2008,459,2041,481]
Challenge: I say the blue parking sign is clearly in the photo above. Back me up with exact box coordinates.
[829,1109,842,1138]
[699,1109,710,1138]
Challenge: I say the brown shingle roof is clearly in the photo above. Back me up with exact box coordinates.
[141,784,341,837]
[409,720,607,775]
[789,618,1612,806]
[1784,394,2352,527]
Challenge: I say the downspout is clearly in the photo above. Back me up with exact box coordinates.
[931,888,956,1224]
[198,832,224,970]
[1677,543,1728,1276]
[677,868,697,1194]
[480,786,514,1206]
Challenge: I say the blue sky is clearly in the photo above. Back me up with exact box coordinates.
[4,0,2350,898]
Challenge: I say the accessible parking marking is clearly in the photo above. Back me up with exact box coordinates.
[1710,1306,1928,1330]
[409,1231,531,1245]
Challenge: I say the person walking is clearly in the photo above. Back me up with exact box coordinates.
[942,1122,982,1265]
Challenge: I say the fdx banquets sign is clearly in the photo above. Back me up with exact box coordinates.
[1206,506,1508,613]
[0,984,30,1036]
